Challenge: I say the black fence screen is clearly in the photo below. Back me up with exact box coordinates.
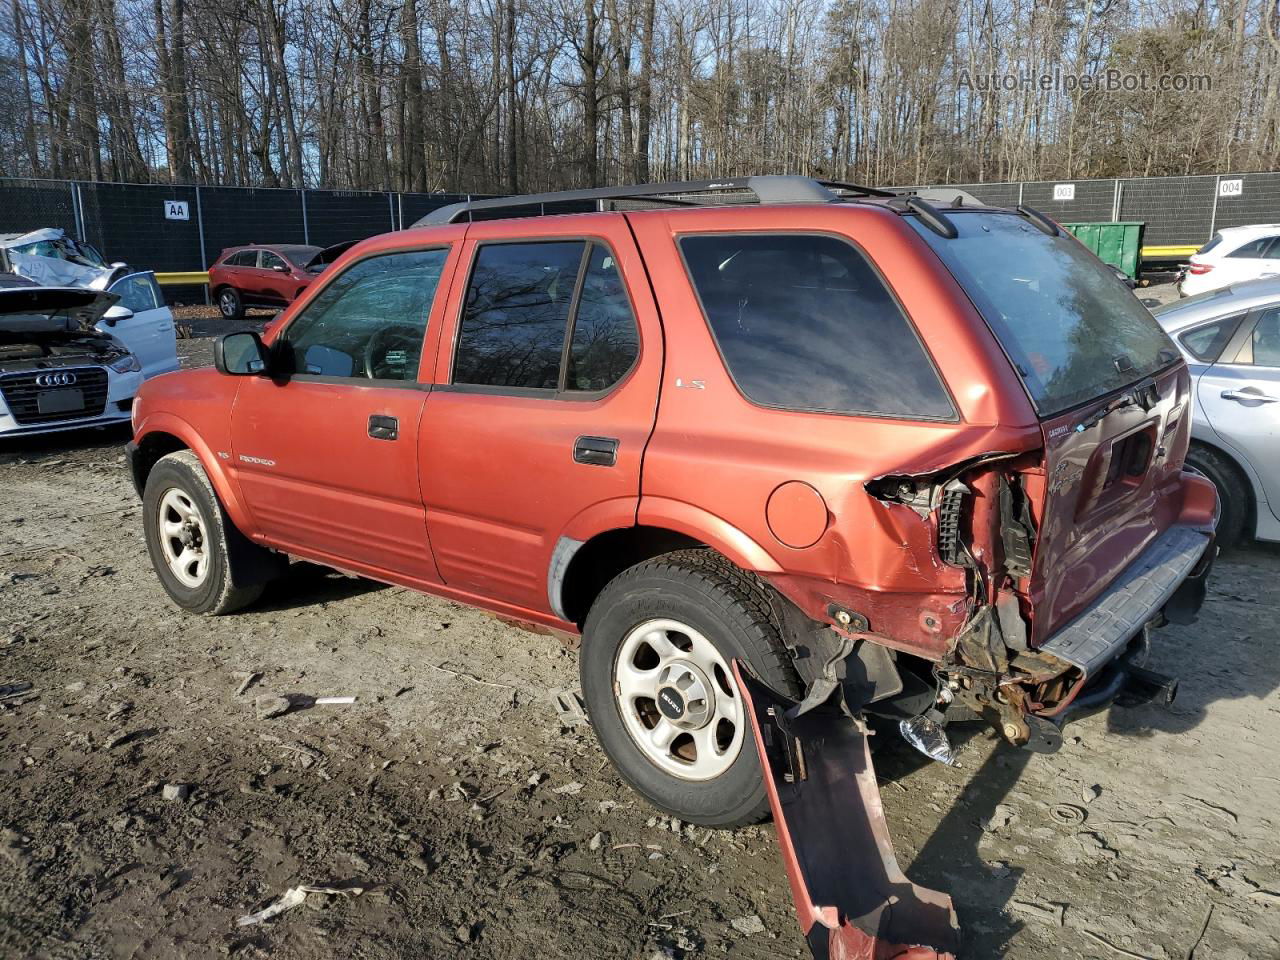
[5,173,1280,287]
[0,178,471,282]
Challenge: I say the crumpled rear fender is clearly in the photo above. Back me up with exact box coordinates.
[735,664,960,960]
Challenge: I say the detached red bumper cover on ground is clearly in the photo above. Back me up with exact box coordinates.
[736,665,960,960]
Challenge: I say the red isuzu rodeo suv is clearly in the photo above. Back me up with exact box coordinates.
[126,177,1215,958]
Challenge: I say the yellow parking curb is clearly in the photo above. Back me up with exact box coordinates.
[155,271,210,285]
[1141,245,1198,260]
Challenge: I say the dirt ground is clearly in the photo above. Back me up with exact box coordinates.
[3,285,1279,960]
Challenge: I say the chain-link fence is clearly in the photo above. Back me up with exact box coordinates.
[4,172,1280,286]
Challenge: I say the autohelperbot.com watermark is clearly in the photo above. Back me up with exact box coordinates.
[958,68,1212,93]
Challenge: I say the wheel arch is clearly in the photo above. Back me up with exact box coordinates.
[554,500,783,628]
[131,414,256,535]
[554,525,706,628]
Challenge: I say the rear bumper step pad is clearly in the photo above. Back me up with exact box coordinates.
[736,664,959,960]
[1039,523,1212,676]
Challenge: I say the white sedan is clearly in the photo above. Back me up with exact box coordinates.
[0,286,144,438]
[1180,223,1280,297]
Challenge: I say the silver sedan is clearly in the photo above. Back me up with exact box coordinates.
[1152,277,1280,546]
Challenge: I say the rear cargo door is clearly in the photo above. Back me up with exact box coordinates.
[1025,363,1191,644]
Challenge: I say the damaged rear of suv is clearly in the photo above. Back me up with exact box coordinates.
[609,189,1215,957]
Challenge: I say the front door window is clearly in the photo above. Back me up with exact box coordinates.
[281,249,448,382]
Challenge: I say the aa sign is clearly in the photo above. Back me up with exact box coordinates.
[164,200,190,221]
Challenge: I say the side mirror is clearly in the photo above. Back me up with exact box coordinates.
[214,331,270,376]
[102,305,133,327]
[272,263,288,273]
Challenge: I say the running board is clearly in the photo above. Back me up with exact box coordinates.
[735,663,960,960]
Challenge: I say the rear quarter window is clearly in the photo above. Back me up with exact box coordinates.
[677,233,954,420]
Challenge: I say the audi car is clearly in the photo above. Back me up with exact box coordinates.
[0,286,142,438]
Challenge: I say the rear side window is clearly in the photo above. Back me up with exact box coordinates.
[1179,315,1243,362]
[678,233,953,419]
[453,240,639,392]
[225,250,255,267]
[566,244,639,391]
[1227,237,1278,259]
[1195,233,1223,255]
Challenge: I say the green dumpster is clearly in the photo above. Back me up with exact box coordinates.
[1062,222,1145,279]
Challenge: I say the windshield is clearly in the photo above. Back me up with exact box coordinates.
[911,212,1179,416]
[11,235,107,268]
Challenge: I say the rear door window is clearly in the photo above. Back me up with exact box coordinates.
[678,233,953,419]
[911,212,1179,416]
[454,241,585,389]
[1250,309,1280,367]
[452,240,640,394]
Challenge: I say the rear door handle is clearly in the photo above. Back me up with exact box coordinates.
[574,436,618,466]
[368,414,399,440]
[1221,389,1280,403]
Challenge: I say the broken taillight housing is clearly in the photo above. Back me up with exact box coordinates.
[937,480,969,566]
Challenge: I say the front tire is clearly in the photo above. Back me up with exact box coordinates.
[217,286,244,321]
[142,450,268,614]
[580,550,801,827]
[1185,443,1249,548]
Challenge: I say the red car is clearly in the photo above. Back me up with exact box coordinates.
[128,177,1215,959]
[208,242,351,321]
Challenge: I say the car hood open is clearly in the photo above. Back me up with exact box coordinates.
[0,286,120,334]
[304,240,358,272]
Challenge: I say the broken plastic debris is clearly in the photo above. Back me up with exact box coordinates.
[236,883,365,926]
[315,696,356,705]
[899,713,960,766]
[551,687,589,727]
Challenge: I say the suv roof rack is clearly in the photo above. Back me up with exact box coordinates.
[414,175,897,227]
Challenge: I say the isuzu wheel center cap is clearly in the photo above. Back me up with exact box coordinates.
[658,661,715,730]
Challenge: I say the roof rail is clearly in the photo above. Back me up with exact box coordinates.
[414,175,868,226]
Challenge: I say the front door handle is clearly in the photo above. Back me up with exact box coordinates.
[368,414,399,440]
[1221,389,1280,404]
[574,436,618,466]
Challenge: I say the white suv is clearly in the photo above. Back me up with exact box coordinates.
[1181,224,1280,297]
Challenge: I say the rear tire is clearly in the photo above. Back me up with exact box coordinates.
[1185,443,1249,548]
[217,286,244,322]
[580,549,801,828]
[142,450,270,614]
